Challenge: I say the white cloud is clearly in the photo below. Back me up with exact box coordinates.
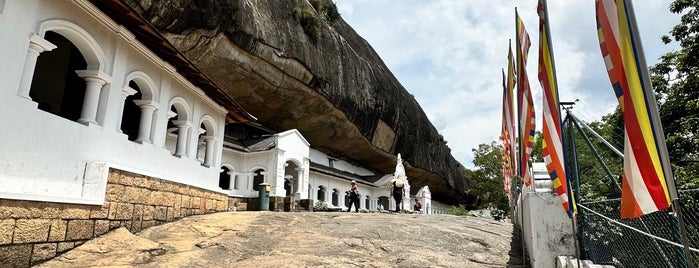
[336,0,680,168]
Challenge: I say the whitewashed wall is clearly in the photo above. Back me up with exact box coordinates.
[0,0,229,204]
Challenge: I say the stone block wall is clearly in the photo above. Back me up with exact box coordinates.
[0,168,231,268]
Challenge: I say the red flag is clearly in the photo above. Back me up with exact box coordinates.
[596,0,671,218]
[502,69,513,195]
[516,11,536,186]
[537,0,576,217]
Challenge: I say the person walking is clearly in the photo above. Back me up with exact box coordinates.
[389,177,405,212]
[347,180,360,212]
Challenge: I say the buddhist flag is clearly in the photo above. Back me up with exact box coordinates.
[537,0,576,217]
[596,0,672,218]
[516,10,536,186]
[507,43,518,178]
[501,69,514,195]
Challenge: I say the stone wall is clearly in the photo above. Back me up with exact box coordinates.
[0,168,231,268]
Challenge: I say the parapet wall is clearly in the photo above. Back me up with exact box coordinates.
[0,168,233,267]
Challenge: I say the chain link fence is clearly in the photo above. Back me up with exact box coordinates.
[577,189,699,267]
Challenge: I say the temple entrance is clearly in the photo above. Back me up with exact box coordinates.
[378,196,389,210]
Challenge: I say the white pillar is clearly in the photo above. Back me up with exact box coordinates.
[202,135,216,167]
[18,34,57,100]
[76,70,112,126]
[133,100,158,144]
[294,168,304,199]
[171,120,191,157]
[227,171,236,191]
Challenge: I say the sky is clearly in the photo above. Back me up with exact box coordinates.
[335,0,681,168]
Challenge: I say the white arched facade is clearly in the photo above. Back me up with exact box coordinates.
[0,0,230,204]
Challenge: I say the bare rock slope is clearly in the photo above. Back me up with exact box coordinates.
[122,0,469,203]
[39,212,524,267]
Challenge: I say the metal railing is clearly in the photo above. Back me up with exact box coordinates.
[577,189,698,267]
[566,111,698,267]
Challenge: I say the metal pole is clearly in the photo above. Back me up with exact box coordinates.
[569,115,621,191]
[568,113,622,158]
[564,113,583,263]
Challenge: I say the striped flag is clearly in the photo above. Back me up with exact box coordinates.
[501,69,514,195]
[516,11,536,186]
[506,44,518,178]
[596,0,671,218]
[537,0,576,217]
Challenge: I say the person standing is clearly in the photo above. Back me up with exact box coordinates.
[347,180,360,212]
[389,177,405,212]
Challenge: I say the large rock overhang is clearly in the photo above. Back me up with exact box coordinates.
[106,0,469,204]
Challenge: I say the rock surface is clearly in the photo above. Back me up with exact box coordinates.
[39,211,524,267]
[123,0,469,204]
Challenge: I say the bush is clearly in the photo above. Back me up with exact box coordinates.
[313,201,329,211]
[293,7,321,43]
[322,1,341,24]
[447,205,472,216]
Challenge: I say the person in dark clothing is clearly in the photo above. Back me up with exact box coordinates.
[347,180,360,212]
[389,178,405,212]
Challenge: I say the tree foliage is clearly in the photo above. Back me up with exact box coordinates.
[467,141,509,213]
[650,0,699,190]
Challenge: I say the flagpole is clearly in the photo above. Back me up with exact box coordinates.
[508,39,518,179]
[539,1,580,262]
[514,7,523,188]
[624,0,694,266]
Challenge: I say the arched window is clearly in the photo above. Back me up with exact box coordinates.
[197,122,207,163]
[252,169,264,191]
[120,72,158,144]
[197,116,216,167]
[317,186,326,202]
[164,106,179,155]
[378,196,389,210]
[365,195,370,210]
[166,98,191,158]
[120,81,142,141]
[219,166,231,190]
[30,31,87,121]
[332,189,339,206]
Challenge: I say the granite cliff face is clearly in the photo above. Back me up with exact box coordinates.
[124,0,468,203]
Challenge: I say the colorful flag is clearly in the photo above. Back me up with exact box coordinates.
[596,0,671,218]
[506,44,518,178]
[501,69,513,195]
[537,0,576,217]
[516,11,536,186]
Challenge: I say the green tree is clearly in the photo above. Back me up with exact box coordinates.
[650,0,699,189]
[469,141,509,213]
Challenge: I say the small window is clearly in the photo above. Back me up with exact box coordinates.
[219,166,231,190]
[252,169,263,191]
[120,81,142,141]
[30,31,87,122]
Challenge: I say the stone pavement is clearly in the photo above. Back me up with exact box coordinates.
[38,211,525,267]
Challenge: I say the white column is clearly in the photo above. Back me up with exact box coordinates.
[76,70,112,126]
[227,171,236,191]
[133,100,158,144]
[294,168,304,199]
[117,86,137,132]
[18,34,57,100]
[171,120,191,157]
[245,173,255,192]
[202,135,216,167]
